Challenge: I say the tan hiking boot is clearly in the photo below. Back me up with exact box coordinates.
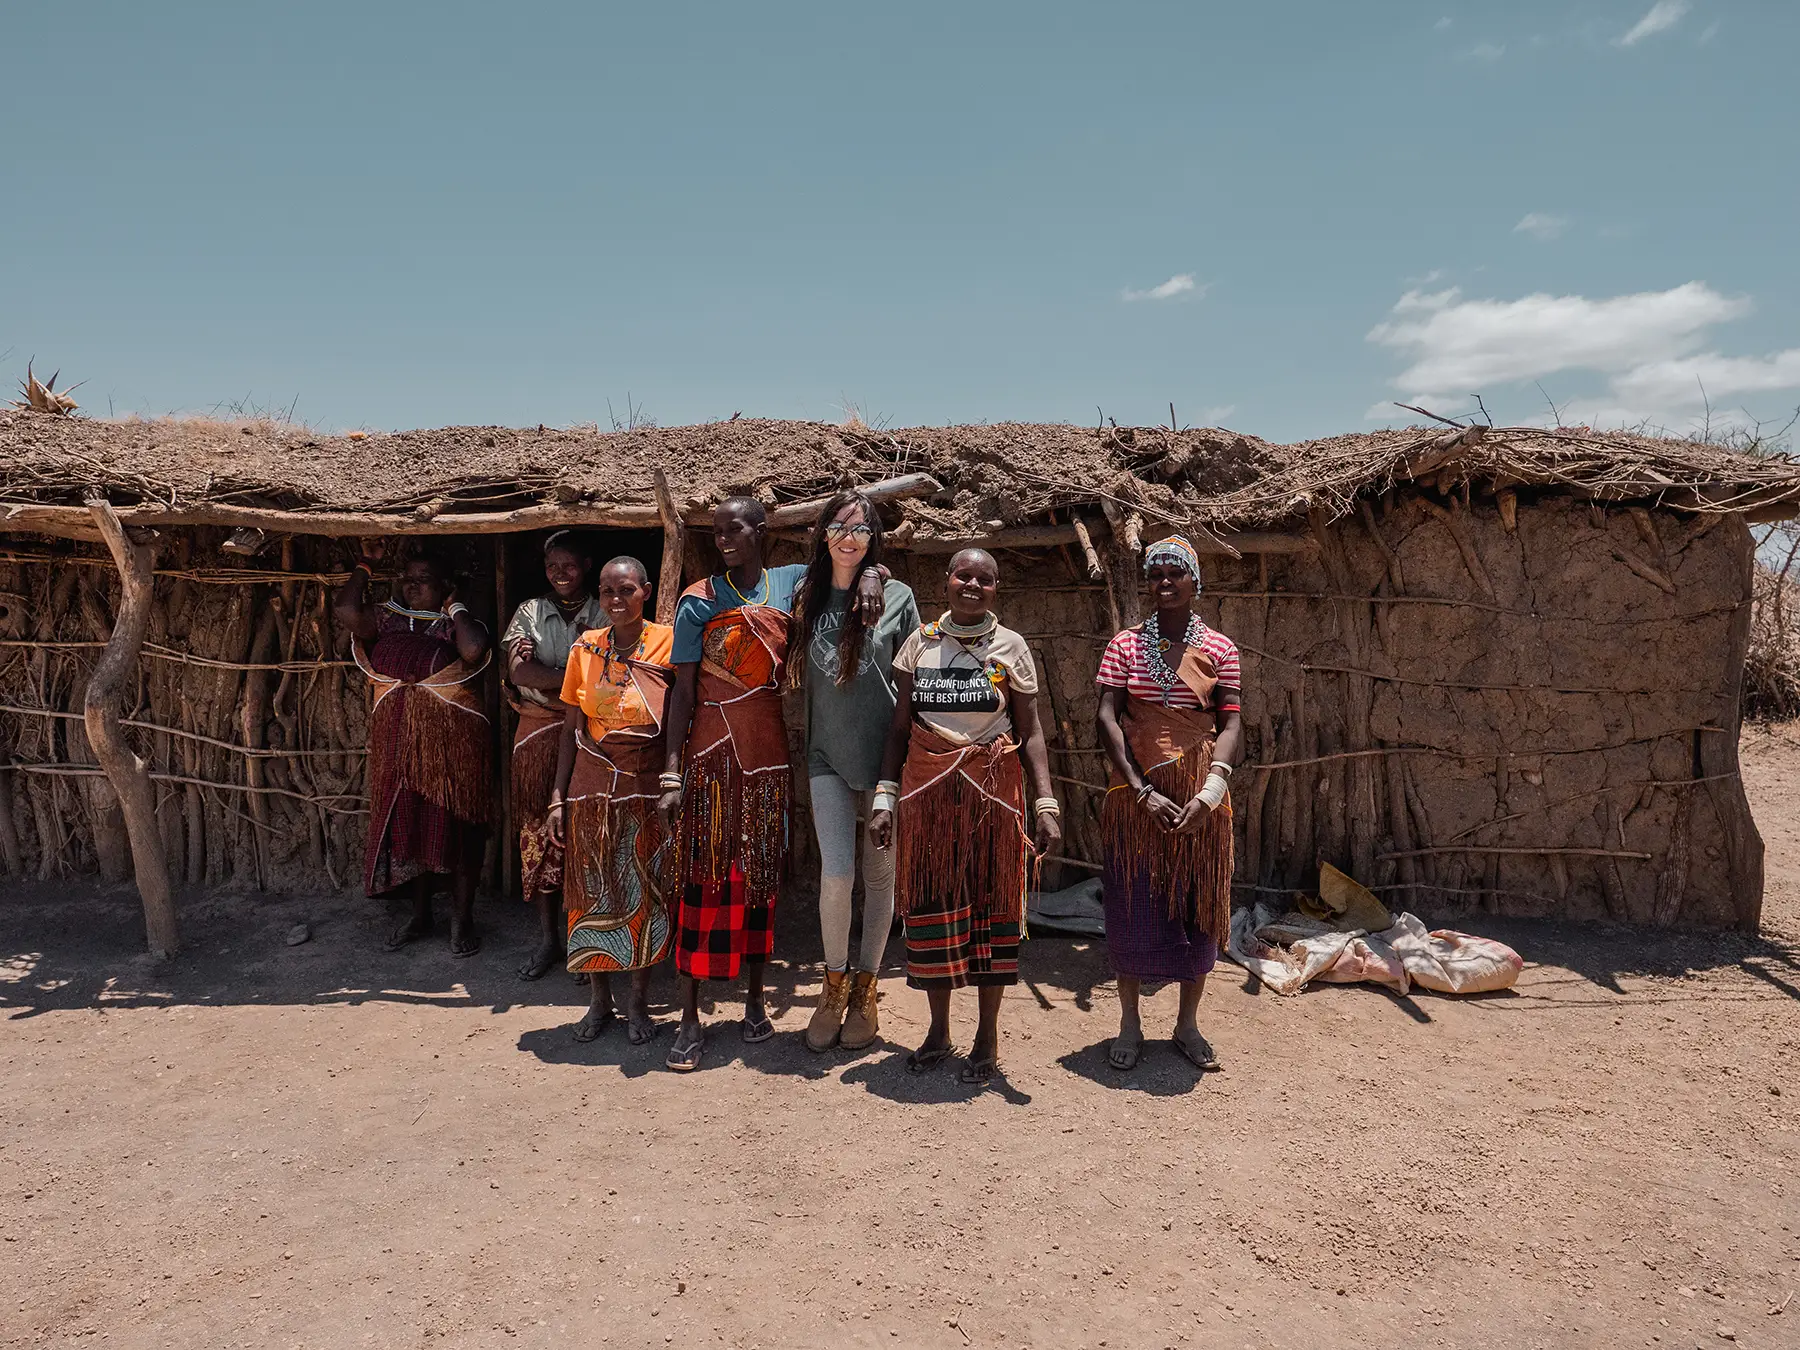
[840,970,880,1050]
[805,968,851,1052]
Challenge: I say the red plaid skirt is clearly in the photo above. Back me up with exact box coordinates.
[675,862,775,981]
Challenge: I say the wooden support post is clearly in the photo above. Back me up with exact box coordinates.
[494,537,515,899]
[653,469,686,626]
[0,763,22,876]
[83,499,179,957]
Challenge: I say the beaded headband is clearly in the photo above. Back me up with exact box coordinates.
[1143,535,1202,586]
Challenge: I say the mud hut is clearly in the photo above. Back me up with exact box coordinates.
[4,409,1798,954]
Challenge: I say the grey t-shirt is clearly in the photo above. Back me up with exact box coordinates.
[803,578,921,790]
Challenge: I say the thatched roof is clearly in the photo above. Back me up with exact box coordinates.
[3,410,1797,545]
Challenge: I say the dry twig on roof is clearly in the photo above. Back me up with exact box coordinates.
[10,362,80,416]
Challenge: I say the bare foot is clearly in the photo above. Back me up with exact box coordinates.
[449,921,480,958]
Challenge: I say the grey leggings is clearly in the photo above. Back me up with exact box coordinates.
[809,770,897,973]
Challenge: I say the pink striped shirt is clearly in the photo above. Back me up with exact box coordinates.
[1095,622,1242,711]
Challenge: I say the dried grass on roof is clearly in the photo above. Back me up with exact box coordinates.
[2,409,1797,534]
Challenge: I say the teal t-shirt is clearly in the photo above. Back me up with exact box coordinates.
[803,578,921,790]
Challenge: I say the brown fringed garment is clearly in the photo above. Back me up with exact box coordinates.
[509,700,563,831]
[1101,700,1233,943]
[675,601,795,913]
[356,622,492,893]
[896,724,1033,924]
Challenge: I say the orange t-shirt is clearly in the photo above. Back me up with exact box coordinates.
[559,622,675,742]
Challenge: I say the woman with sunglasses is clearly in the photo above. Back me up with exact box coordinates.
[657,495,889,1072]
[788,492,920,1052]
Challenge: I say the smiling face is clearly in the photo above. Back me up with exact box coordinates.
[596,560,651,627]
[945,549,998,622]
[544,546,588,601]
[824,501,871,572]
[398,559,450,613]
[713,501,766,570]
[1145,560,1198,611]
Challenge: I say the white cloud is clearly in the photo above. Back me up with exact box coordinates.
[1513,212,1568,240]
[1617,1,1690,47]
[1200,404,1236,425]
[1699,20,1719,44]
[1464,41,1505,61]
[1433,16,1453,32]
[1122,273,1203,303]
[1366,281,1800,430]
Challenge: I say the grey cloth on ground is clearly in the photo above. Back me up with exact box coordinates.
[809,770,896,972]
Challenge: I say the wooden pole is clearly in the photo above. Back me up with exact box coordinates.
[653,469,686,625]
[494,537,514,899]
[83,499,179,957]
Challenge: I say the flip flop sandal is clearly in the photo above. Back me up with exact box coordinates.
[450,929,482,959]
[958,1056,999,1086]
[741,1011,775,1044]
[385,920,430,951]
[665,1034,705,1072]
[1173,1035,1222,1072]
[572,1009,615,1043]
[517,951,559,981]
[906,1043,957,1075]
[1108,1035,1144,1071]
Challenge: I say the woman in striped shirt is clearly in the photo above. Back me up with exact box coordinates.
[1094,535,1242,1073]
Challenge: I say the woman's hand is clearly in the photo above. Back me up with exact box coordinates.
[508,636,536,667]
[868,807,894,852]
[547,799,566,846]
[855,567,887,625]
[1141,788,1181,830]
[1172,795,1213,833]
[657,787,683,835]
[1033,808,1062,856]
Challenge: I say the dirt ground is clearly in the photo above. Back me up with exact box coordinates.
[4,733,1798,1350]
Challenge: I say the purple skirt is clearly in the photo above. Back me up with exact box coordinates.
[1102,854,1219,983]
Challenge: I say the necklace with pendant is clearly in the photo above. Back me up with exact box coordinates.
[1144,612,1202,701]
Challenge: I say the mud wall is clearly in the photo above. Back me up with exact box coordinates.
[0,493,1765,929]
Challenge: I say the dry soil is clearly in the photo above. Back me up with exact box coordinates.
[3,731,1798,1350]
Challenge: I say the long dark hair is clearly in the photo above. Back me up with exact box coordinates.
[788,489,885,690]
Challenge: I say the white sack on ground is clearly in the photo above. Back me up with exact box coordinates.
[1226,904,1521,997]
[1378,912,1524,994]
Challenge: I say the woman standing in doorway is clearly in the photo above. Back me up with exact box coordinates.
[1094,535,1242,1072]
[502,531,605,981]
[788,491,920,1052]
[657,496,887,1072]
[868,548,1060,1086]
[335,541,492,956]
[547,556,676,1043]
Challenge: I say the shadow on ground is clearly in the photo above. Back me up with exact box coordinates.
[3,881,1795,1033]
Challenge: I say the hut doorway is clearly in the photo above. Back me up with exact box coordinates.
[492,526,667,898]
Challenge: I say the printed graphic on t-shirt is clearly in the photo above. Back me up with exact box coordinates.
[912,663,1002,714]
[809,610,879,683]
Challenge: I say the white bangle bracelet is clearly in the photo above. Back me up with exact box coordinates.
[446,602,469,619]
[1197,770,1230,809]
[1033,797,1061,816]
[876,779,900,796]
[1210,759,1233,777]
[871,792,897,814]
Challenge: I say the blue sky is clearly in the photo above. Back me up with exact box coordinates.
[3,1,1795,442]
